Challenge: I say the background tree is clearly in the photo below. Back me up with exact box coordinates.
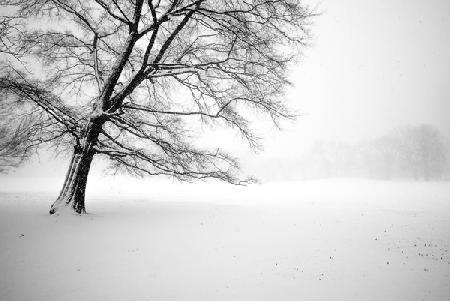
[292,124,450,181]
[394,125,449,180]
[0,0,313,214]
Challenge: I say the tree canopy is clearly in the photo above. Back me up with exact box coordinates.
[0,0,313,212]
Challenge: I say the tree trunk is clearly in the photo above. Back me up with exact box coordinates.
[49,117,103,214]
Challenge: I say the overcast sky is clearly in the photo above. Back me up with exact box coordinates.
[256,0,450,159]
[2,0,449,180]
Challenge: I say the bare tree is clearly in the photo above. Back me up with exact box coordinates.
[0,0,313,214]
[0,115,33,172]
[395,125,448,180]
[294,125,450,181]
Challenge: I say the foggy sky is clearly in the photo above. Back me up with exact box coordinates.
[258,0,450,159]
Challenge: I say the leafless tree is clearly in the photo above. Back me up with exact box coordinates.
[0,0,313,214]
[0,113,34,172]
[294,125,449,181]
[394,125,448,180]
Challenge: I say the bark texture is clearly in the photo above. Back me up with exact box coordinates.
[49,118,103,214]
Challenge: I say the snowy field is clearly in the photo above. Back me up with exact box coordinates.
[0,179,449,301]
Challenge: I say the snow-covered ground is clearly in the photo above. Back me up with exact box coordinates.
[0,179,449,301]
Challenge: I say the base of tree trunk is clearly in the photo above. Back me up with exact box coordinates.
[49,197,86,215]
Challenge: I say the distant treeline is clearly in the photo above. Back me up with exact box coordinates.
[298,125,450,180]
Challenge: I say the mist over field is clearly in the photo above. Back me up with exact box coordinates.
[247,125,450,182]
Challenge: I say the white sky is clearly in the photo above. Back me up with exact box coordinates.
[258,0,450,157]
[2,0,449,180]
